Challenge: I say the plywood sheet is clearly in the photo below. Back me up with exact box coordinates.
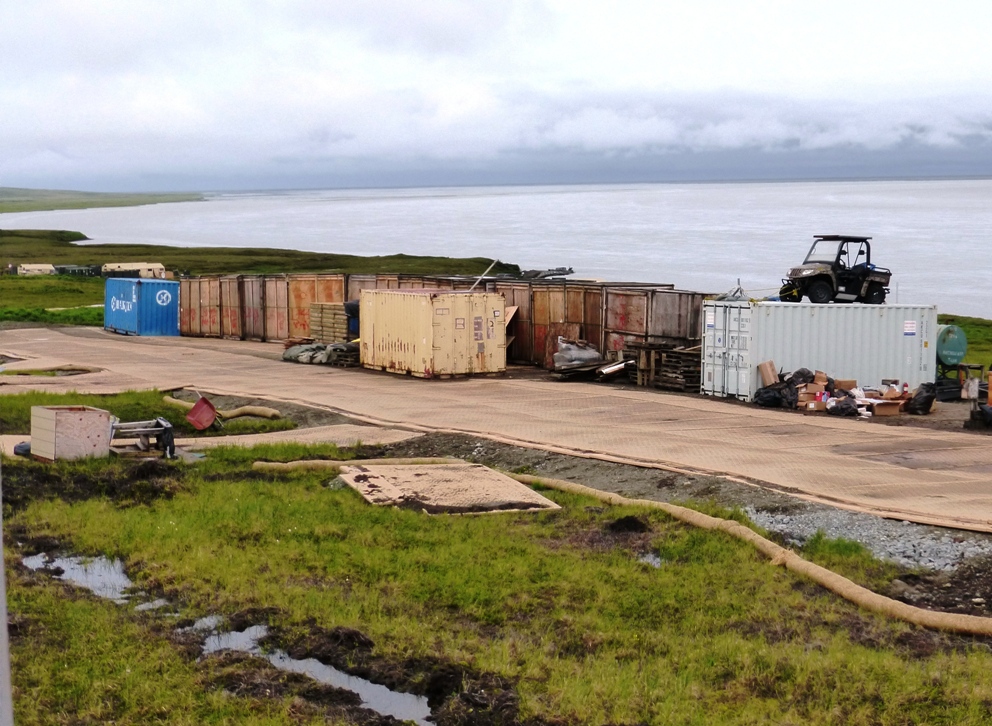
[338,463,560,514]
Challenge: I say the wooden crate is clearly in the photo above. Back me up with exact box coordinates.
[30,405,111,461]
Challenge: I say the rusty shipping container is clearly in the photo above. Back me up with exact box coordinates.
[603,287,707,352]
[287,274,346,338]
[359,289,506,378]
[179,276,221,337]
[219,275,242,339]
[241,276,265,340]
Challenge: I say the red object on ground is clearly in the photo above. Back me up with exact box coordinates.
[185,397,218,430]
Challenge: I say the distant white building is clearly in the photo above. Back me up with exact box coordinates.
[17,263,56,276]
[101,262,166,279]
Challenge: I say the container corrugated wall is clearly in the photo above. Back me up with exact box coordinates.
[701,301,938,400]
[359,289,506,377]
[104,278,180,336]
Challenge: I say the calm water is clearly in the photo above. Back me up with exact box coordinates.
[3,180,989,317]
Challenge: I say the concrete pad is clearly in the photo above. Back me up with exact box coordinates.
[338,463,560,514]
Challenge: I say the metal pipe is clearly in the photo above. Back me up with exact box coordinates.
[468,259,499,292]
[0,457,15,726]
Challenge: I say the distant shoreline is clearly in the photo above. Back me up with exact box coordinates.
[0,188,203,215]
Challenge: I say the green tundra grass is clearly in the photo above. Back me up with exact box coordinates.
[0,187,202,213]
[5,443,992,725]
[0,229,518,277]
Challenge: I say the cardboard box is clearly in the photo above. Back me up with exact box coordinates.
[758,360,778,388]
[882,386,902,400]
[834,379,857,391]
[871,400,902,417]
[804,383,825,394]
[798,393,817,403]
[814,370,828,385]
[864,390,881,399]
[805,401,827,412]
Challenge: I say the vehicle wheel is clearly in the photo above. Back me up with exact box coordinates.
[778,283,801,303]
[806,279,833,304]
[865,282,886,304]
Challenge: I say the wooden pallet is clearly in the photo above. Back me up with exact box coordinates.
[629,344,702,392]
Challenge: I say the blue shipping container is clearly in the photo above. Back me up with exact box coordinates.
[104,278,180,336]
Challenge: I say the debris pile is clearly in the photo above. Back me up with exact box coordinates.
[753,360,936,418]
[282,342,360,367]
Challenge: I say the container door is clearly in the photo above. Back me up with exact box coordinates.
[241,276,264,340]
[288,275,317,338]
[647,290,705,347]
[263,276,289,341]
[604,288,649,351]
[179,278,195,335]
[702,302,751,398]
[219,276,243,339]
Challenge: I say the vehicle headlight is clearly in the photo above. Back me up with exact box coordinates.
[800,269,816,276]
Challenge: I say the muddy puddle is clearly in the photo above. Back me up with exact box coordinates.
[203,624,432,725]
[22,556,433,724]
[22,553,134,604]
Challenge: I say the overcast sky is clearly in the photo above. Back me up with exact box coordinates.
[3,1,992,191]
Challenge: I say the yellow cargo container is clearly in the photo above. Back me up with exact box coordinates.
[360,289,506,378]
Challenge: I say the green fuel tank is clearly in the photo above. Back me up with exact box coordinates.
[936,325,967,366]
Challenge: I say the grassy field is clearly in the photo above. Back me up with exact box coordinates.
[5,440,992,724]
[0,229,519,277]
[939,314,992,368]
[0,187,202,214]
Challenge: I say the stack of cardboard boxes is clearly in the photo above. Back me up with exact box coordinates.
[757,360,912,416]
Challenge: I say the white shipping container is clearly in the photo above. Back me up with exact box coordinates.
[360,289,506,378]
[701,301,937,400]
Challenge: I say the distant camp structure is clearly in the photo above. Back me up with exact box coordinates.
[8,262,168,279]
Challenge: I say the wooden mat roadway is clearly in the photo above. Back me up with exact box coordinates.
[4,326,992,532]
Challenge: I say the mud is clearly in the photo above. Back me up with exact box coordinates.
[1,457,185,512]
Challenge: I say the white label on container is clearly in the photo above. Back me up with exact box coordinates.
[706,310,715,328]
[903,321,916,336]
[155,290,172,306]
[455,318,465,329]
[436,308,449,315]
[493,309,500,317]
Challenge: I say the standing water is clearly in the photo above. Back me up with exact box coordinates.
[2,179,990,317]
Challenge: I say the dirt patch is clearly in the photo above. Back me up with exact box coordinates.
[890,554,992,616]
[170,388,369,430]
[377,432,804,514]
[1,457,185,511]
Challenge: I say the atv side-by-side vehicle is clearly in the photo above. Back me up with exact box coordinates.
[779,235,891,304]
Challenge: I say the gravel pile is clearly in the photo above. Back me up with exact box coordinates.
[746,504,992,571]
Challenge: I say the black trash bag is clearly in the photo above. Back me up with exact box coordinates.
[787,368,816,385]
[827,397,860,416]
[833,388,853,399]
[343,300,360,318]
[979,404,992,427]
[753,381,799,409]
[826,376,836,395]
[13,441,30,456]
[906,382,937,415]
